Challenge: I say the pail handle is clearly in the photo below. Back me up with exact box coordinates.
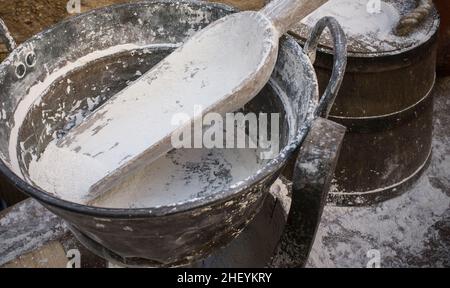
[270,118,346,267]
[0,18,16,53]
[0,18,37,80]
[395,0,433,36]
[268,17,348,267]
[303,16,347,118]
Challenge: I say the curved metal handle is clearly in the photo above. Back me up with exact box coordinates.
[304,17,347,118]
[395,0,433,36]
[0,18,37,80]
[0,18,16,53]
[270,118,346,267]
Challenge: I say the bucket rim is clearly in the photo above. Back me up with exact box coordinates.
[0,0,319,218]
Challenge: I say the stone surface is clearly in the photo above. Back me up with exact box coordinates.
[0,199,67,266]
[2,241,68,268]
[308,77,450,268]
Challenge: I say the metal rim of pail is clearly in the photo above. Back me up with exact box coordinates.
[0,118,313,219]
[0,0,319,219]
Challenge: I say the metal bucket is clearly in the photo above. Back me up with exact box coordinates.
[290,0,439,205]
[0,1,346,266]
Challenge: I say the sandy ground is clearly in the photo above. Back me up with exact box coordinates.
[0,1,265,42]
[308,77,450,268]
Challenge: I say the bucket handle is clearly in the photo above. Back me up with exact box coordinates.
[0,18,16,53]
[303,17,347,118]
[269,18,348,267]
[395,0,433,36]
[270,118,346,267]
[0,18,37,80]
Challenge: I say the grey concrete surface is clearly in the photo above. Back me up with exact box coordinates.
[308,77,450,268]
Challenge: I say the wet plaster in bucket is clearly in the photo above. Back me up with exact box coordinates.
[9,41,284,208]
[8,43,146,176]
[27,121,270,207]
[53,11,276,199]
[91,147,268,209]
[2,1,316,212]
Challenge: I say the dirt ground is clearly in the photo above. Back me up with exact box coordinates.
[1,0,449,68]
[0,0,266,59]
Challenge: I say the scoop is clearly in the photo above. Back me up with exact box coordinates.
[57,0,327,202]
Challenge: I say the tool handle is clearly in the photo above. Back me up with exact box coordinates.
[261,0,328,34]
[0,18,16,53]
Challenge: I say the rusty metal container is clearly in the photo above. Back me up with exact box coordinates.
[290,0,439,205]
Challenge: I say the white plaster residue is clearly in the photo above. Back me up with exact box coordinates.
[0,108,6,120]
[29,12,276,204]
[8,43,144,176]
[29,126,268,207]
[303,0,400,39]
[7,10,305,210]
[309,175,450,267]
[300,0,429,52]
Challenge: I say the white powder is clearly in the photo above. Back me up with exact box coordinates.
[53,12,276,197]
[302,0,400,39]
[17,12,282,209]
[8,43,145,176]
[299,0,431,53]
[307,78,450,268]
[28,142,111,204]
[308,175,450,268]
[91,147,267,209]
[28,127,269,207]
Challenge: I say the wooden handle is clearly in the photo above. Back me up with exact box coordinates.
[261,0,328,34]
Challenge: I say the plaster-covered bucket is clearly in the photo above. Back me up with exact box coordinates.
[0,1,346,266]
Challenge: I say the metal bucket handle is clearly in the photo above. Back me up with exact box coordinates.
[0,18,16,52]
[395,0,433,36]
[304,16,347,118]
[270,17,348,267]
[0,18,37,79]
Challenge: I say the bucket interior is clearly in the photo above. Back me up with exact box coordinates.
[0,1,317,209]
